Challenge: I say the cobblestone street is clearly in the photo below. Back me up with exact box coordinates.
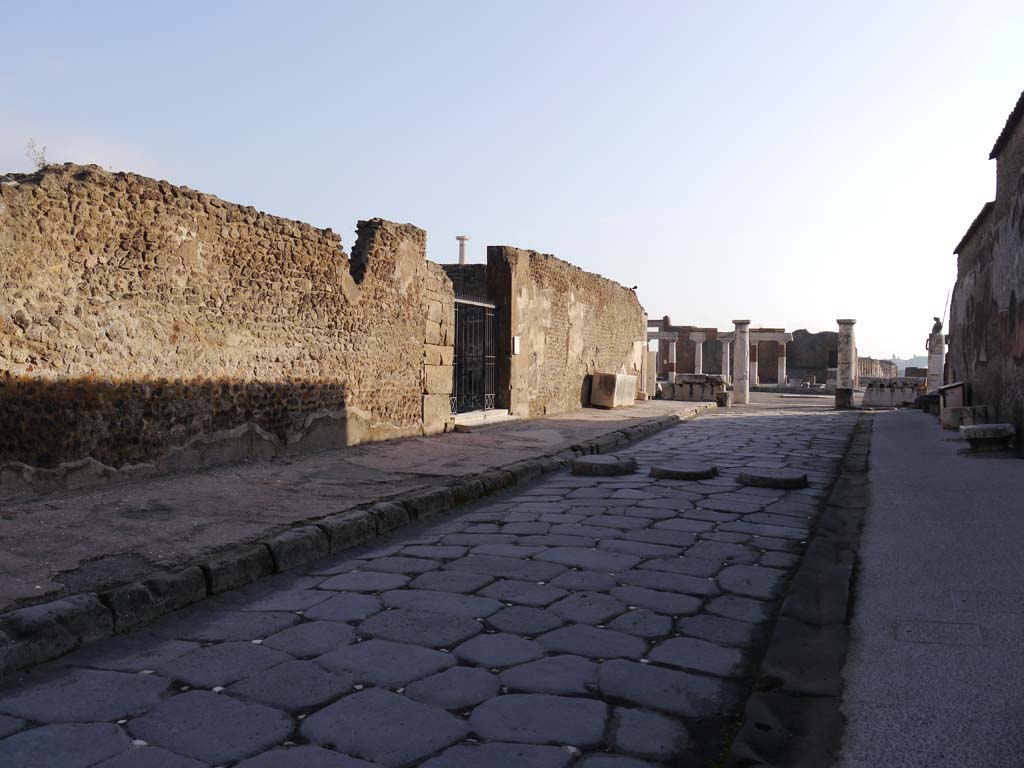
[0,404,860,768]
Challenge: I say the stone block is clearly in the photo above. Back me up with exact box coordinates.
[941,405,988,429]
[425,319,443,345]
[102,566,207,632]
[423,394,453,434]
[401,487,455,519]
[590,373,637,408]
[960,423,1016,451]
[716,391,733,407]
[368,501,410,534]
[264,526,330,572]
[316,510,376,552]
[0,594,114,677]
[424,364,454,395]
[424,344,454,366]
[200,545,274,594]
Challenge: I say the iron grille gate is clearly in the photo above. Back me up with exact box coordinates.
[451,298,496,414]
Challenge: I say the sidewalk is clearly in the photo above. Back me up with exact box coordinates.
[838,410,1024,766]
[0,400,714,614]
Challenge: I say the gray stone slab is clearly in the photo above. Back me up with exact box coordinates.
[639,557,721,577]
[301,688,469,767]
[581,515,651,530]
[229,659,353,710]
[677,614,761,647]
[470,693,608,746]
[128,691,292,764]
[536,624,646,660]
[610,706,691,761]
[0,668,169,723]
[422,742,572,768]
[316,639,454,686]
[521,534,599,547]
[58,634,200,673]
[304,593,383,622]
[0,723,130,768]
[697,498,764,514]
[154,609,301,642]
[598,659,735,718]
[404,666,499,709]
[235,588,333,613]
[607,609,673,639]
[549,592,627,624]
[717,565,786,600]
[94,746,206,768]
[611,587,701,616]
[410,570,495,593]
[650,462,717,480]
[263,620,355,658]
[445,555,566,582]
[738,468,809,489]
[549,570,617,591]
[616,569,720,597]
[0,714,25,739]
[578,755,661,767]
[358,609,483,647]
[599,539,681,557]
[487,606,564,636]
[648,637,745,677]
[573,455,638,476]
[622,529,697,548]
[499,654,598,695]
[534,547,640,572]
[706,595,775,624]
[236,745,378,767]
[401,545,468,559]
[382,589,503,618]
[156,641,291,688]
[362,556,440,574]
[686,540,760,565]
[318,571,410,592]
[479,580,568,607]
[471,543,549,558]
[454,633,544,667]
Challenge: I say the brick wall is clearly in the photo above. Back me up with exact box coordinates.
[0,164,453,468]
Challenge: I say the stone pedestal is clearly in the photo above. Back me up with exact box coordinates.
[733,320,751,404]
[926,332,945,393]
[591,373,637,408]
[836,319,857,410]
[777,343,787,387]
[721,341,731,384]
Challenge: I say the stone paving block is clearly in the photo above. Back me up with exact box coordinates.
[721,521,807,540]
[316,639,454,686]
[572,455,637,476]
[718,565,786,600]
[265,526,331,572]
[639,557,721,577]
[677,614,761,647]
[599,539,681,557]
[738,468,808,489]
[606,609,673,639]
[520,533,599,547]
[687,540,760,565]
[697,498,764,514]
[102,567,207,633]
[381,589,503,618]
[487,606,564,635]
[445,555,566,582]
[581,514,651,530]
[620,506,678,520]
[578,754,661,767]
[548,591,626,624]
[304,593,383,622]
[229,659,353,710]
[0,667,168,723]
[358,609,483,647]
[611,587,701,616]
[616,569,719,597]
[598,659,735,718]
[534,547,640,573]
[404,666,499,709]
[94,744,206,767]
[622,529,696,548]
[0,714,25,739]
[0,594,114,676]
[470,693,608,746]
[362,556,440,574]
[0,723,130,768]
[707,595,775,624]
[442,533,519,546]
[537,624,646,660]
[156,641,291,688]
[317,510,376,552]
[235,588,333,612]
[652,517,714,533]
[128,691,292,764]
[760,551,800,568]
[701,531,751,544]
[610,706,691,761]
[409,570,495,593]
[369,502,412,535]
[263,620,355,658]
[61,634,199,673]
[200,545,275,594]
[648,637,745,678]
[499,654,598,695]
[548,523,626,539]
[548,570,617,592]
[236,745,378,767]
[422,741,572,768]
[302,688,469,767]
[318,571,409,592]
[154,608,300,642]
[454,632,544,667]
[470,543,549,558]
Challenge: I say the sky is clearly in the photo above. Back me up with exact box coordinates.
[3,1,1023,359]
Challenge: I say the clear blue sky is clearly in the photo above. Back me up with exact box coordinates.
[4,1,1023,358]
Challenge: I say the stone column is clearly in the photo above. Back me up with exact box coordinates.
[836,319,857,409]
[926,332,945,393]
[733,320,751,404]
[749,343,759,387]
[667,340,677,376]
[721,341,731,383]
[692,333,705,374]
[456,235,470,265]
[777,342,787,387]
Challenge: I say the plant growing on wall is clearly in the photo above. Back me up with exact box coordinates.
[24,138,49,170]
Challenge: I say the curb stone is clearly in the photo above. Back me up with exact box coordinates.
[0,403,714,679]
[724,414,872,768]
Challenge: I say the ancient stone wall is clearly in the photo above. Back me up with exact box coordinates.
[441,264,489,300]
[0,164,454,469]
[488,246,645,417]
[787,329,838,383]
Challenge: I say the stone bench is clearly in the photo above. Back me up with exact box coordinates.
[960,423,1016,452]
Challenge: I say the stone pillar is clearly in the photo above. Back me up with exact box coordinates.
[836,319,857,409]
[721,341,731,383]
[733,320,751,404]
[777,342,787,387]
[926,332,945,393]
[456,235,470,265]
[749,343,759,387]
[667,340,676,376]
[693,341,703,374]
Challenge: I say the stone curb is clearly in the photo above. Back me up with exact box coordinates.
[724,414,873,768]
[0,403,714,678]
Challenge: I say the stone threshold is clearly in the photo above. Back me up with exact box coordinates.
[0,403,715,679]
[723,414,871,767]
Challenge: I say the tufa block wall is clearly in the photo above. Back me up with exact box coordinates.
[488,246,645,417]
[0,164,453,468]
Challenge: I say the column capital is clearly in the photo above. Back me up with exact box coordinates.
[837,318,856,325]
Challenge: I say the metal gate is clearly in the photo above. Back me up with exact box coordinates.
[451,298,496,414]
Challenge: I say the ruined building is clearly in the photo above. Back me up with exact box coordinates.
[949,89,1024,435]
[0,165,646,477]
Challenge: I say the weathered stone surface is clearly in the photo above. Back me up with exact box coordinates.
[470,694,607,746]
[153,608,299,642]
[535,547,640,572]
[263,620,354,658]
[649,462,717,480]
[316,639,454,686]
[590,373,638,409]
[264,526,331,571]
[304,593,382,622]
[128,691,292,764]
[445,555,565,582]
[229,660,353,710]
[0,594,113,675]
[317,511,376,553]
[94,745,207,768]
[537,624,646,659]
[738,469,809,489]
[0,667,168,723]
[236,745,378,767]
[404,666,499,709]
[610,706,690,761]
[607,608,673,639]
[318,571,408,592]
[549,592,626,624]
[648,637,745,677]
[500,654,598,695]
[572,455,638,476]
[487,606,564,635]
[157,641,291,687]
[422,742,572,768]
[301,688,469,766]
[598,659,735,717]
[718,565,786,600]
[0,714,25,739]
[381,589,502,618]
[454,633,543,667]
[101,568,207,632]
[358,609,482,647]
[610,587,701,616]
[200,546,275,594]
[0,723,130,768]
[410,570,494,593]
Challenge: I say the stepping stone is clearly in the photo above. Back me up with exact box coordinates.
[572,455,638,476]
[649,463,717,480]
[737,468,808,489]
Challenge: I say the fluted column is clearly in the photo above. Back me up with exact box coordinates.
[733,320,750,404]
